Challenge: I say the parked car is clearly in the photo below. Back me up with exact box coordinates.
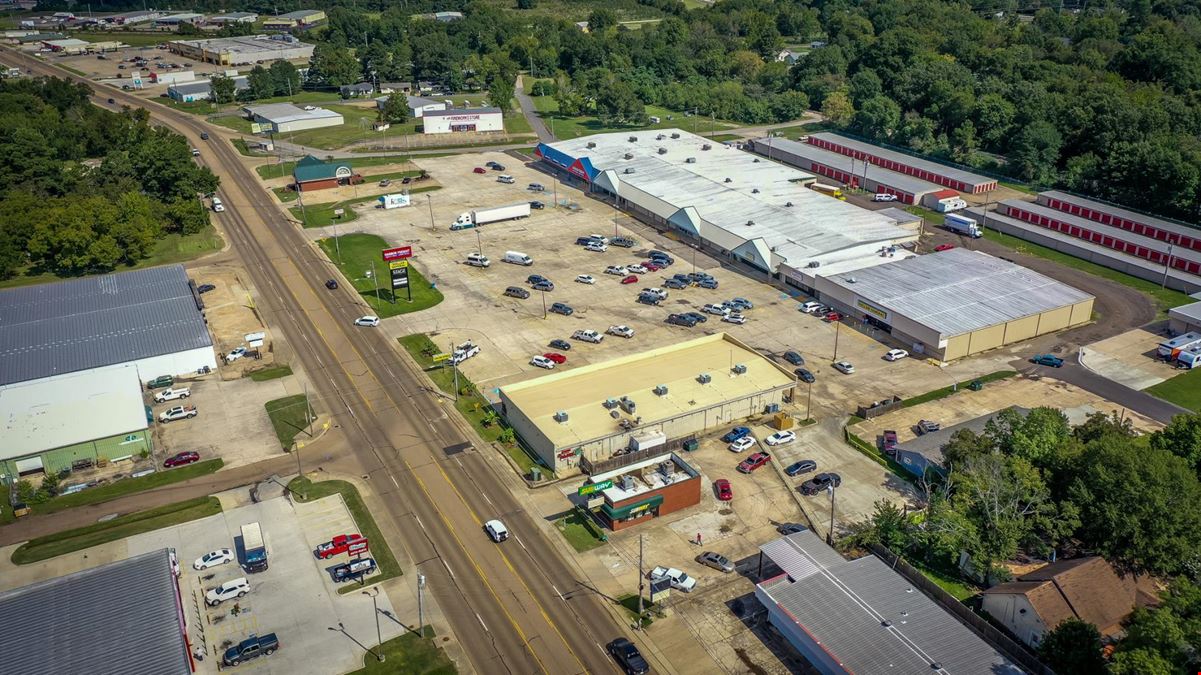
[206,577,250,606]
[683,311,707,324]
[873,193,898,202]
[621,275,639,285]
[722,313,746,324]
[833,360,855,374]
[1031,354,1064,367]
[504,286,531,299]
[645,287,668,300]
[737,451,772,474]
[549,338,572,351]
[325,279,339,290]
[527,274,550,286]
[611,236,637,248]
[378,179,391,187]
[824,311,843,322]
[800,301,823,313]
[697,278,719,289]
[572,329,603,343]
[224,346,247,364]
[801,473,842,495]
[550,302,575,316]
[666,313,696,327]
[485,519,509,542]
[472,167,487,174]
[714,478,733,501]
[332,558,377,582]
[641,261,662,272]
[627,264,649,274]
[485,161,501,169]
[702,303,729,316]
[543,352,567,364]
[223,633,279,667]
[575,274,596,284]
[795,368,815,383]
[584,241,608,253]
[607,325,635,338]
[354,316,380,327]
[315,534,366,559]
[728,436,756,453]
[146,375,174,389]
[697,551,735,573]
[529,200,545,209]
[917,419,941,434]
[164,450,200,468]
[638,293,662,306]
[607,638,649,675]
[729,297,753,310]
[576,236,595,246]
[605,265,628,275]
[497,175,515,184]
[777,523,806,535]
[882,430,899,455]
[530,355,556,369]
[884,349,909,361]
[193,548,235,570]
[528,182,545,192]
[721,426,751,443]
[532,280,554,292]
[782,351,804,366]
[664,278,687,290]
[785,459,817,477]
[649,566,696,592]
[934,243,956,252]
[765,430,796,446]
[154,387,191,403]
[158,406,198,423]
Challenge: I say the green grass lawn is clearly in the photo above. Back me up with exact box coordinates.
[265,394,314,450]
[909,558,980,602]
[772,121,838,140]
[0,484,13,525]
[272,186,299,203]
[529,94,739,140]
[12,497,222,565]
[287,477,404,594]
[318,234,444,317]
[555,511,606,552]
[248,365,293,381]
[291,193,379,228]
[283,104,415,150]
[981,228,1194,315]
[1146,368,1201,411]
[209,114,253,134]
[998,180,1038,195]
[34,459,223,515]
[616,594,655,628]
[347,629,456,674]
[902,371,1017,408]
[0,225,223,290]
[904,205,947,225]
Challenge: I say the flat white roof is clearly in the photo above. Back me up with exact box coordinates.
[1170,301,1201,323]
[172,35,309,55]
[544,130,915,272]
[821,247,1094,338]
[47,38,89,47]
[752,136,943,197]
[0,364,146,461]
[244,102,342,124]
[810,132,996,189]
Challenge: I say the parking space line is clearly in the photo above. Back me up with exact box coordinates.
[477,612,489,632]
[442,557,455,579]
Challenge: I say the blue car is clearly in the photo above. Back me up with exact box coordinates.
[721,426,751,443]
[785,460,817,477]
[1030,354,1064,367]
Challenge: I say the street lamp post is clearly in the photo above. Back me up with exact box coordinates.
[426,194,435,231]
[541,289,547,319]
[806,380,813,422]
[417,574,426,637]
[832,320,841,361]
[826,485,837,545]
[475,227,482,256]
[1163,237,1176,288]
[363,588,385,662]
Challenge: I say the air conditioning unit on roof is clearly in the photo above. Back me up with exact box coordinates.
[732,364,747,374]
[628,136,637,142]
[702,144,711,150]
[587,141,596,148]
[553,411,569,423]
[670,133,680,139]
[653,384,668,396]
[697,373,711,384]
[657,147,667,155]
[685,157,696,163]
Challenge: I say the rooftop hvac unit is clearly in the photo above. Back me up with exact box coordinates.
[724,177,732,183]
[656,134,665,140]
[753,158,760,163]
[553,411,569,423]
[623,153,633,159]
[732,364,747,374]
[685,157,696,164]
[620,397,636,413]
[621,475,635,491]
[846,276,857,283]
[702,144,712,150]
[628,136,638,142]
[670,132,680,139]
[603,398,619,409]
[785,201,793,207]
[807,261,821,268]
[657,147,667,155]
[658,461,672,476]
[746,220,755,226]
[653,384,668,396]
[751,188,760,193]
[697,373,712,384]
[624,168,636,174]
[587,141,596,148]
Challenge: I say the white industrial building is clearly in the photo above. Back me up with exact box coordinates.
[0,264,218,389]
[422,107,504,134]
[167,75,248,102]
[243,103,343,133]
[208,12,259,24]
[537,130,918,291]
[396,95,445,118]
[169,34,314,66]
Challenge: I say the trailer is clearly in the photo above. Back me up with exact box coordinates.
[241,522,268,573]
[1158,331,1201,359]
[379,193,410,210]
[1177,345,1201,369]
[944,213,981,238]
[810,183,845,199]
[450,202,531,230]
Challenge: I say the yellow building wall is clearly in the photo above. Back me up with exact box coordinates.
[1003,315,1040,344]
[943,334,970,361]
[1037,306,1072,334]
[1068,299,1094,326]
[967,324,1006,354]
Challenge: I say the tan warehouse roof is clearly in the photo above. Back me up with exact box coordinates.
[501,333,795,449]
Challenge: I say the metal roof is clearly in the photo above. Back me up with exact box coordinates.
[0,549,191,675]
[0,265,213,386]
[423,107,502,117]
[810,133,995,189]
[293,154,352,182]
[276,9,323,20]
[1170,301,1201,323]
[876,207,922,227]
[752,137,943,197]
[169,76,247,95]
[820,248,1093,338]
[1039,190,1200,240]
[1001,199,1201,265]
[758,531,1023,674]
[245,102,342,125]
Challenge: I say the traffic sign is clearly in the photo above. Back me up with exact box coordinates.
[381,246,413,262]
[388,260,408,270]
[432,353,452,363]
[578,480,614,496]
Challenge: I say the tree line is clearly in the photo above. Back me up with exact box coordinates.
[0,78,218,279]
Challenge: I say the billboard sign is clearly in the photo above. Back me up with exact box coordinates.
[390,266,409,288]
[388,260,408,270]
[381,246,412,261]
[249,122,265,134]
[379,193,411,210]
[578,480,614,496]
[347,539,369,556]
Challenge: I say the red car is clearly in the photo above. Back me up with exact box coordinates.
[472,167,487,174]
[620,275,638,284]
[934,243,956,252]
[163,451,200,468]
[737,452,772,474]
[641,261,662,272]
[882,430,899,456]
[715,479,733,501]
[543,352,567,364]
[315,533,366,559]
[824,312,843,322]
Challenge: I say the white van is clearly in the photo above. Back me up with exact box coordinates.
[503,251,533,266]
[466,252,491,268]
[497,175,515,184]
[211,196,225,212]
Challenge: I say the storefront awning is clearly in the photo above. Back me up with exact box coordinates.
[602,494,664,520]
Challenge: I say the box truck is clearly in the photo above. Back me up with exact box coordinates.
[241,522,268,573]
[451,202,531,230]
[943,213,981,238]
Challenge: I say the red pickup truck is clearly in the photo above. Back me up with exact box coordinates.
[314,534,366,559]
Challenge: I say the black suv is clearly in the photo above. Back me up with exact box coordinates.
[549,302,574,316]
[667,313,697,327]
[325,279,338,290]
[549,338,572,351]
[801,473,842,495]
[527,274,549,285]
[224,633,280,666]
[683,311,707,323]
[504,286,530,299]
[607,638,649,675]
[795,368,815,383]
[782,351,804,366]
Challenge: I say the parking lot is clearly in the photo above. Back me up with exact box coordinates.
[24,44,232,97]
[306,151,1018,411]
[0,492,403,674]
[1082,326,1180,390]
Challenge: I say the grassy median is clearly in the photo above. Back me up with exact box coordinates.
[347,629,456,674]
[266,394,314,450]
[34,459,223,515]
[317,233,444,317]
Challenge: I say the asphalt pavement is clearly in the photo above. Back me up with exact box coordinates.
[1019,357,1189,425]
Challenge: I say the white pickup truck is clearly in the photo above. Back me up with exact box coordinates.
[154,387,191,403]
[572,329,604,344]
[606,325,635,339]
[649,566,697,592]
[159,405,198,423]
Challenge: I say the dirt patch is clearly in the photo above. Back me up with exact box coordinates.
[190,264,276,378]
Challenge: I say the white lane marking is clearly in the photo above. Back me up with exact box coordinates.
[414,515,425,532]
[442,558,455,579]
[552,584,563,600]
[482,492,494,507]
[390,475,400,489]
[476,613,488,632]
[515,537,528,552]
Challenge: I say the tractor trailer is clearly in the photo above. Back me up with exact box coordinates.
[450,202,531,230]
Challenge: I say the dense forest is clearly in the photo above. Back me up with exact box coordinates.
[0,78,218,279]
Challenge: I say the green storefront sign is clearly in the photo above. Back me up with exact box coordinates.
[578,479,614,496]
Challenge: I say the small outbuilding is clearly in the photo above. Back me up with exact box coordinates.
[291,154,362,192]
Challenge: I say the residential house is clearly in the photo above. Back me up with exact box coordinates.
[340,82,375,98]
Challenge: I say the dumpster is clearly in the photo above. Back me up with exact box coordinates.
[682,438,699,452]
[529,466,542,482]
[968,380,983,391]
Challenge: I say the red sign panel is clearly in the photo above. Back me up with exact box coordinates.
[381,246,412,261]
[348,540,370,556]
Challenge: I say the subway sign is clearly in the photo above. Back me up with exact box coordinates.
[578,480,614,496]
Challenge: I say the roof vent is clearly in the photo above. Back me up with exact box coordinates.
[610,409,621,419]
[603,398,619,409]
[624,168,636,174]
[628,136,637,142]
[753,158,760,163]
[587,141,596,148]
[697,373,712,384]
[657,147,667,155]
[881,620,892,627]
[751,188,760,194]
[724,177,732,183]
[623,153,633,159]
[807,261,821,268]
[702,144,712,150]
[656,134,665,140]
[785,201,793,207]
[553,411,569,423]
[846,276,857,283]
[685,157,696,164]
[653,384,668,396]
[746,220,755,226]
[670,133,680,139]
[732,364,747,374]
[619,397,636,413]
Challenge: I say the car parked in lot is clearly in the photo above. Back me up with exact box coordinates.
[584,241,608,252]
[472,167,487,174]
[621,275,639,284]
[607,638,649,675]
[765,430,796,446]
[641,261,662,272]
[698,278,718,289]
[532,280,554,292]
[714,478,733,501]
[917,419,941,434]
[697,551,735,573]
[605,265,628,275]
[354,316,380,327]
[223,633,279,667]
[666,313,696,326]
[737,451,772,473]
[702,303,729,316]
[638,292,662,306]
[529,200,545,209]
[785,459,817,477]
[663,278,687,290]
[197,283,216,294]
[1031,354,1064,367]
[332,558,377,582]
[611,236,637,248]
[575,274,596,284]
[550,302,574,316]
[627,264,649,274]
[549,338,572,351]
[206,577,250,606]
[728,436,756,452]
[146,375,175,389]
[799,301,822,313]
[722,426,751,443]
[530,355,556,369]
[795,368,815,383]
[873,193,898,202]
[315,534,366,559]
[833,360,855,374]
[497,174,515,184]
[884,349,909,361]
[543,352,567,364]
[782,351,804,366]
[683,311,707,324]
[607,325,635,338]
[777,523,806,535]
[193,548,235,570]
[801,472,842,495]
[824,311,843,322]
[158,405,198,423]
[649,566,696,592]
[722,313,746,324]
[882,430,899,455]
[164,450,200,468]
[572,329,603,343]
[154,387,191,403]
[224,346,247,364]
[504,286,531,299]
[527,274,550,286]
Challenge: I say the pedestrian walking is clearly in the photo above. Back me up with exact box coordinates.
[696,532,702,546]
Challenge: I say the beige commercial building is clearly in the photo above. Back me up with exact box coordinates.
[498,333,797,474]
[813,248,1094,361]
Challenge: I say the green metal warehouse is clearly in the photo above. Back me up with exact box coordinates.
[0,364,151,483]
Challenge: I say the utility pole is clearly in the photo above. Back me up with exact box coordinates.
[833,320,841,361]
[370,259,380,305]
[417,574,426,637]
[475,227,482,256]
[637,534,644,629]
[806,380,813,422]
[541,289,547,319]
[1162,237,1176,288]
[451,339,459,400]
[426,194,435,231]
[296,184,309,227]
[332,219,342,264]
[827,485,837,545]
[364,588,384,662]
